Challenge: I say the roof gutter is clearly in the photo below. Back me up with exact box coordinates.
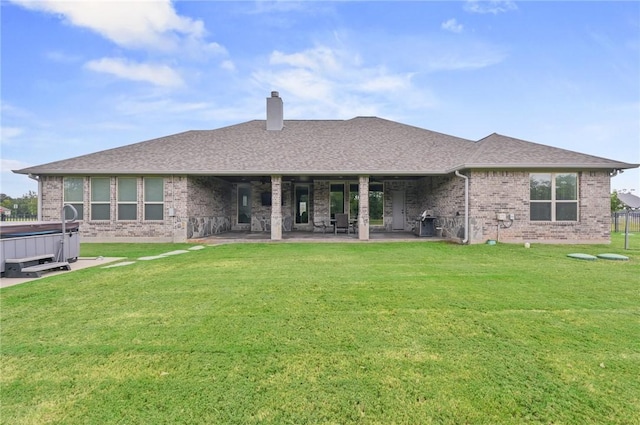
[446,162,639,173]
[13,169,453,176]
[455,170,469,244]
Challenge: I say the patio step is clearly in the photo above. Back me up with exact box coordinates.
[19,262,71,278]
[3,255,70,278]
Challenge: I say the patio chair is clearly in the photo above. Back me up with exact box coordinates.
[334,213,350,235]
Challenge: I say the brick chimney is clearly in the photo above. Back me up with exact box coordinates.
[266,91,283,131]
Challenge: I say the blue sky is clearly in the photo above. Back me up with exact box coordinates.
[1,0,639,198]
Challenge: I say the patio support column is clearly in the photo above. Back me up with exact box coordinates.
[358,175,370,240]
[271,175,282,240]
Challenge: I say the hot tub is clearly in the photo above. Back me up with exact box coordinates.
[1,221,80,275]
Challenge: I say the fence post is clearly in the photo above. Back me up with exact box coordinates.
[624,209,630,250]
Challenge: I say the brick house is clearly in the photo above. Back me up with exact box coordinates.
[14,92,638,244]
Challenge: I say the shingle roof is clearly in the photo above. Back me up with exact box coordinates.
[617,192,640,209]
[14,117,637,176]
[461,133,635,170]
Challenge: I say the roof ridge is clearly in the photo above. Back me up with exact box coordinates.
[463,132,497,164]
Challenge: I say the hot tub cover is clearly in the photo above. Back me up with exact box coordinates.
[0,221,79,239]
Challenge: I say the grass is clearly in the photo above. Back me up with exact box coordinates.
[1,234,639,424]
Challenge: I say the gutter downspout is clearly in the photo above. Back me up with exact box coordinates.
[455,170,469,244]
[28,174,42,221]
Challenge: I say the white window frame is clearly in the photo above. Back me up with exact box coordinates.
[144,177,164,221]
[63,177,84,221]
[117,177,138,221]
[90,177,111,221]
[530,172,579,222]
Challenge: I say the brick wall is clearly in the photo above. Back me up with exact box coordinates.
[39,170,613,244]
[419,175,467,240]
[186,176,231,238]
[383,180,418,231]
[228,180,294,232]
[408,170,611,244]
[40,176,65,220]
[468,170,611,244]
[41,175,186,242]
[312,181,330,232]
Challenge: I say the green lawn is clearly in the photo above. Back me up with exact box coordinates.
[2,235,639,424]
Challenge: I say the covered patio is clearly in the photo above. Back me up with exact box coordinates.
[188,229,448,244]
[188,172,466,243]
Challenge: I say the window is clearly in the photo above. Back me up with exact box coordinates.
[91,177,111,220]
[530,173,578,221]
[237,185,251,224]
[369,183,384,225]
[330,183,345,219]
[63,177,84,220]
[295,185,309,224]
[349,183,359,219]
[347,182,383,224]
[144,177,164,220]
[118,177,137,220]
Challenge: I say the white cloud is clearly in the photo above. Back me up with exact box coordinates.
[1,158,31,173]
[256,68,333,101]
[115,98,211,117]
[45,50,82,63]
[425,45,506,71]
[270,47,341,73]
[264,46,350,102]
[0,159,37,198]
[9,0,221,55]
[1,102,31,119]
[221,60,237,72]
[252,45,435,119]
[1,126,24,143]
[357,73,413,93]
[337,29,506,75]
[85,57,185,88]
[464,1,517,14]
[442,18,463,33]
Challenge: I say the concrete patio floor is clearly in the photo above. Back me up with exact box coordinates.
[0,257,124,289]
[190,230,447,244]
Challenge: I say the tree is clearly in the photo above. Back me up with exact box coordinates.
[611,191,624,212]
[1,194,16,214]
[22,191,38,216]
[0,191,37,217]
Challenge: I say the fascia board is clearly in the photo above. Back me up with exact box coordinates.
[14,169,453,176]
[447,162,639,173]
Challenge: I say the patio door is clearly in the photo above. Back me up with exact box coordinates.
[295,185,309,224]
[392,190,405,230]
[237,185,251,224]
